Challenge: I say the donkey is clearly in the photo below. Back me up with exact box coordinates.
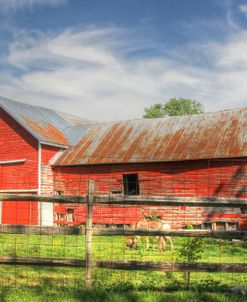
[125,216,173,252]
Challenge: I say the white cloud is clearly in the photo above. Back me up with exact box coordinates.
[1,26,247,122]
[0,0,67,12]
[7,28,121,69]
[239,4,247,16]
[200,31,247,69]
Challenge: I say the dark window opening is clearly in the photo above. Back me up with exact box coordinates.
[228,222,237,230]
[56,190,64,195]
[123,174,139,196]
[215,222,224,231]
[203,223,212,230]
[66,208,75,222]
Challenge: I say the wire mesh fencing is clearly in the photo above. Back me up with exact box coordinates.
[0,179,246,292]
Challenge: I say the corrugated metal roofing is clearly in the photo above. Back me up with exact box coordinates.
[62,125,93,146]
[55,108,247,165]
[0,96,96,146]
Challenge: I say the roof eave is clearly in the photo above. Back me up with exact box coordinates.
[40,141,69,149]
[53,154,247,167]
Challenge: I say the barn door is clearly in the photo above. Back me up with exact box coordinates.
[0,163,38,225]
[1,200,38,224]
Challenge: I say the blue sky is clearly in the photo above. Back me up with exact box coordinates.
[1,0,247,121]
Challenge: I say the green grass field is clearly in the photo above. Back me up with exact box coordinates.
[1,287,247,302]
[0,234,246,301]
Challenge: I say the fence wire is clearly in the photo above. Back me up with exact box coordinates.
[0,159,247,292]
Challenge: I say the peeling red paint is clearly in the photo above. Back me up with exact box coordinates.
[53,159,244,227]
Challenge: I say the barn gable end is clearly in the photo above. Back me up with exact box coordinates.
[0,107,39,224]
[0,96,95,225]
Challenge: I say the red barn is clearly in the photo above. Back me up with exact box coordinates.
[0,97,94,225]
[1,97,247,229]
[53,109,247,230]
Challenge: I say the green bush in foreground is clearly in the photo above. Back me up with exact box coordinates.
[177,224,204,289]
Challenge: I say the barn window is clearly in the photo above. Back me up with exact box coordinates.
[66,209,74,222]
[123,174,139,195]
[203,223,212,230]
[216,222,226,231]
[55,190,64,195]
[228,222,237,230]
[56,213,66,221]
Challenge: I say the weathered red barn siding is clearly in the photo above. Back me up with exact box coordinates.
[0,108,39,224]
[42,145,60,165]
[53,159,243,228]
[40,145,64,226]
[0,108,38,190]
[41,145,62,194]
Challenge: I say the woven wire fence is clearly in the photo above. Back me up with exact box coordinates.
[0,160,247,291]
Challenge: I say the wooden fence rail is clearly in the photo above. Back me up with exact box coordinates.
[0,194,86,203]
[0,225,84,235]
[1,225,247,239]
[92,228,247,239]
[94,195,247,208]
[0,190,247,289]
[0,256,246,273]
[1,193,247,208]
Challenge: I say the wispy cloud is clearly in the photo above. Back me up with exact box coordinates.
[239,4,247,16]
[1,25,247,121]
[0,0,67,12]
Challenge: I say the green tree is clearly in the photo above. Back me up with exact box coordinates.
[143,98,204,118]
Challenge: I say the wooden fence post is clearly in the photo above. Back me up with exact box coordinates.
[85,180,94,289]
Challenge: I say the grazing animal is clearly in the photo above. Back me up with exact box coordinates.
[125,217,173,252]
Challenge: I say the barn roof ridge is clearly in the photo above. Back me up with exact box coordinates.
[54,106,247,166]
[82,106,246,127]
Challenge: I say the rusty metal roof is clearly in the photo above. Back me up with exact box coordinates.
[0,96,96,146]
[55,108,247,165]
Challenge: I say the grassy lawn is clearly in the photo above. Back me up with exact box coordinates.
[0,233,246,262]
[0,233,246,301]
[1,287,247,302]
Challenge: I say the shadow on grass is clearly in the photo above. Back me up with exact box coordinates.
[1,282,247,302]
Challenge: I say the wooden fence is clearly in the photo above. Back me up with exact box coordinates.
[0,181,247,288]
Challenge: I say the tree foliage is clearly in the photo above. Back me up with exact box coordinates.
[143,98,204,118]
